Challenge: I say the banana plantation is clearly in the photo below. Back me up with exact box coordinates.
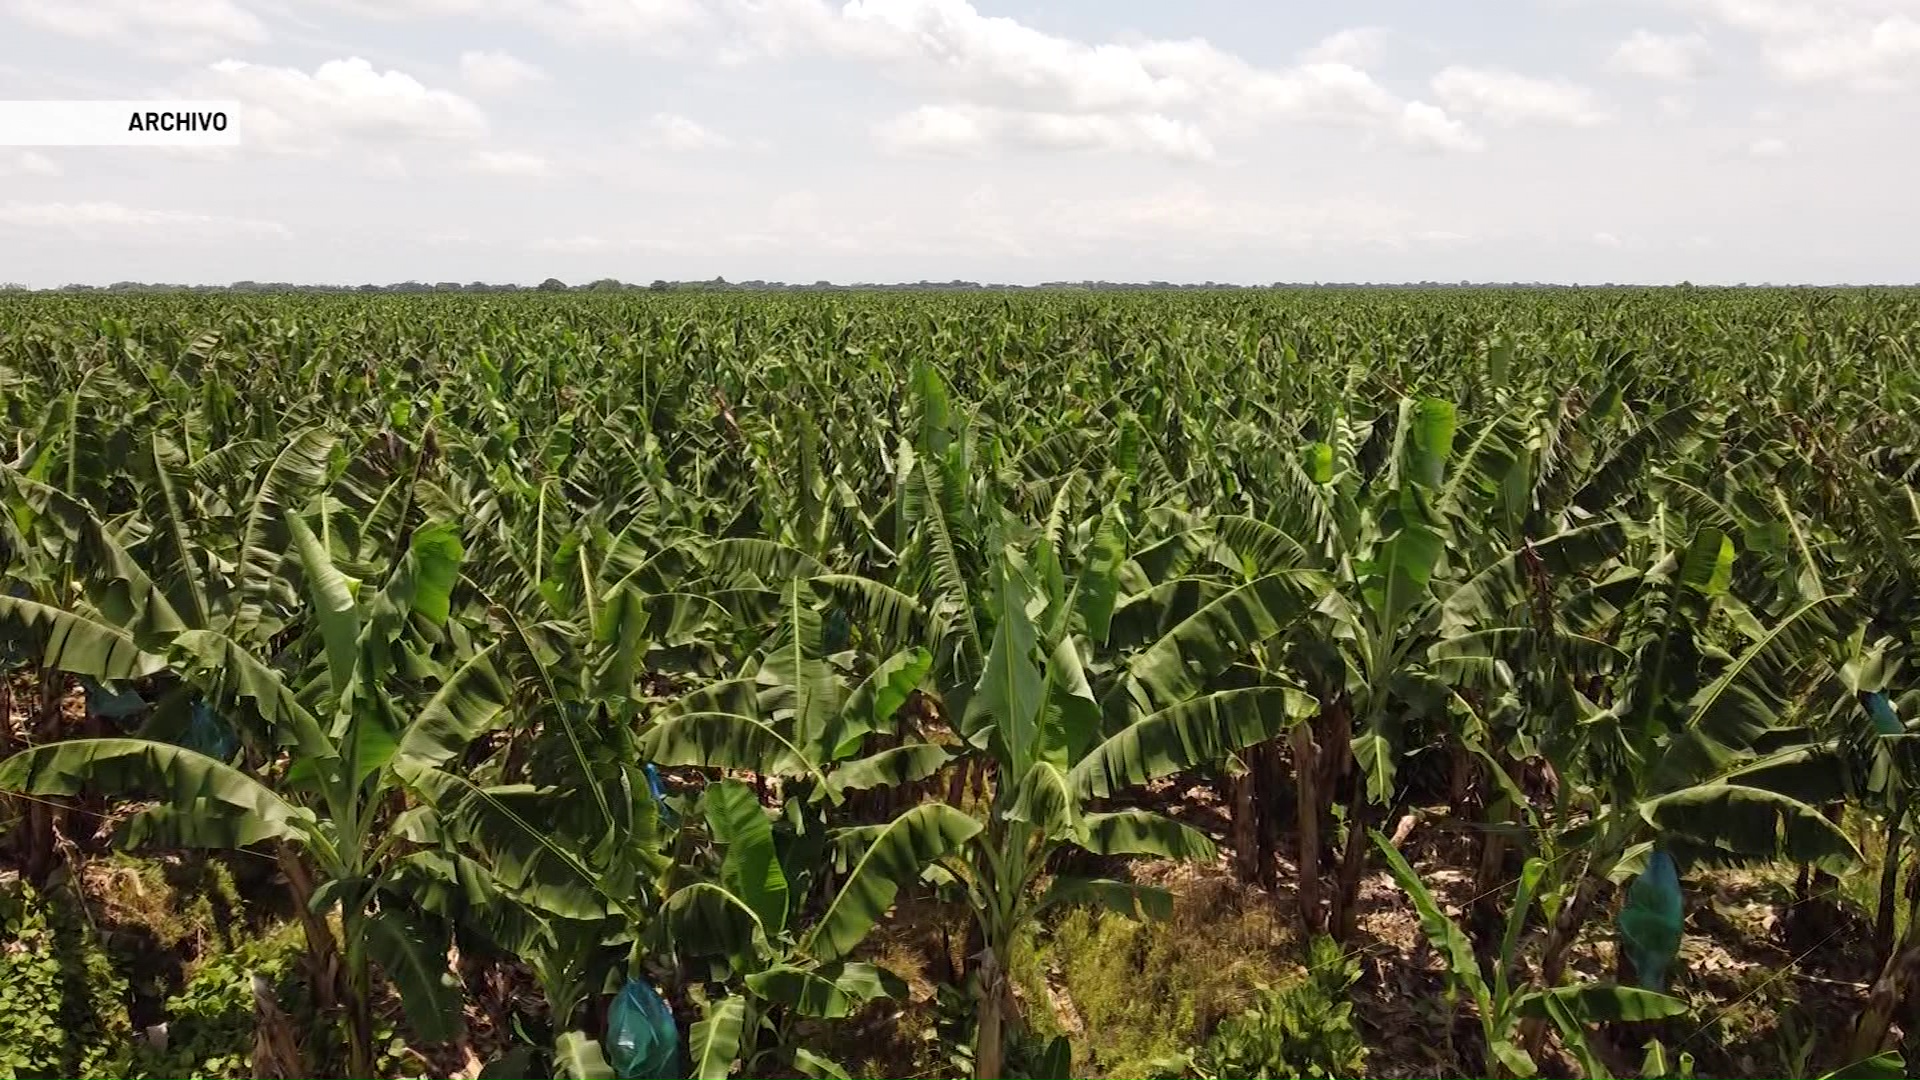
[1,289,1917,1080]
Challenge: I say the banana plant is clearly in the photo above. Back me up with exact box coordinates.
[1373,830,1690,1079]
[391,737,678,1079]
[947,538,1316,1080]
[626,566,979,1077]
[1453,523,1864,1056]
[0,496,510,1077]
[660,778,980,1079]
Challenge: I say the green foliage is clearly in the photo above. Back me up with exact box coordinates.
[132,922,310,1080]
[0,878,134,1080]
[1048,882,1299,1078]
[8,288,1920,1079]
[0,864,315,1080]
[1183,936,1367,1080]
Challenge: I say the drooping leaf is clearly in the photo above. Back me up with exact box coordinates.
[966,555,1046,772]
[365,906,464,1043]
[286,509,363,696]
[1639,783,1860,875]
[392,643,511,771]
[704,779,791,937]
[835,646,933,756]
[1005,760,1080,841]
[666,881,768,960]
[804,803,982,963]
[555,1032,617,1080]
[688,996,748,1080]
[1035,876,1174,921]
[1370,829,1490,1018]
[826,743,951,793]
[1080,810,1215,861]
[0,596,168,679]
[1070,685,1310,799]
[1514,985,1690,1023]
[789,1048,853,1079]
[1075,509,1128,645]
[637,711,824,785]
[1124,572,1323,710]
[0,738,312,849]
[402,520,465,625]
[744,962,902,1019]
[1818,1051,1909,1080]
[1039,634,1100,768]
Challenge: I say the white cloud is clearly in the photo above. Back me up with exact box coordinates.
[647,113,734,151]
[319,0,710,48]
[458,49,546,94]
[1432,66,1610,126]
[190,57,488,155]
[1683,0,1893,40]
[1300,27,1390,68]
[1593,231,1623,248]
[878,105,1215,161]
[825,0,1190,113]
[469,149,551,175]
[0,201,288,238]
[3,0,266,58]
[1398,102,1485,153]
[1767,16,1920,88]
[1609,30,1712,80]
[1748,136,1790,156]
[1679,0,1920,88]
[726,1,1471,154]
[0,151,60,177]
[13,0,1919,286]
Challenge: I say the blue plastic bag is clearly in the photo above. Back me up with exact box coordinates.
[83,677,147,721]
[183,698,239,761]
[607,978,679,1079]
[1618,849,1683,990]
[643,763,677,824]
[1864,690,1902,736]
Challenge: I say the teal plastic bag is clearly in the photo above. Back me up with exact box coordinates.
[1618,850,1683,990]
[183,699,239,761]
[1864,690,1902,736]
[643,763,678,825]
[607,978,679,1079]
[83,678,147,721]
[824,606,851,652]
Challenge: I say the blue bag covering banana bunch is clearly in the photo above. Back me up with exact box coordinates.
[607,977,679,1079]
[1619,849,1684,991]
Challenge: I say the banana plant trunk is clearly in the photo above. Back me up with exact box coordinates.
[1231,753,1258,883]
[1849,937,1920,1063]
[1292,721,1323,933]
[276,844,343,1014]
[1471,750,1522,948]
[0,672,13,758]
[1872,792,1909,966]
[342,907,376,1080]
[1231,740,1282,889]
[975,945,1007,1080]
[23,668,63,884]
[1330,782,1372,942]
[1520,871,1602,1057]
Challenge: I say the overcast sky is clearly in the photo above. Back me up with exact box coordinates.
[2,0,1917,286]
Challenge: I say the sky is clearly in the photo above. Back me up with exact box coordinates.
[1,0,1918,286]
